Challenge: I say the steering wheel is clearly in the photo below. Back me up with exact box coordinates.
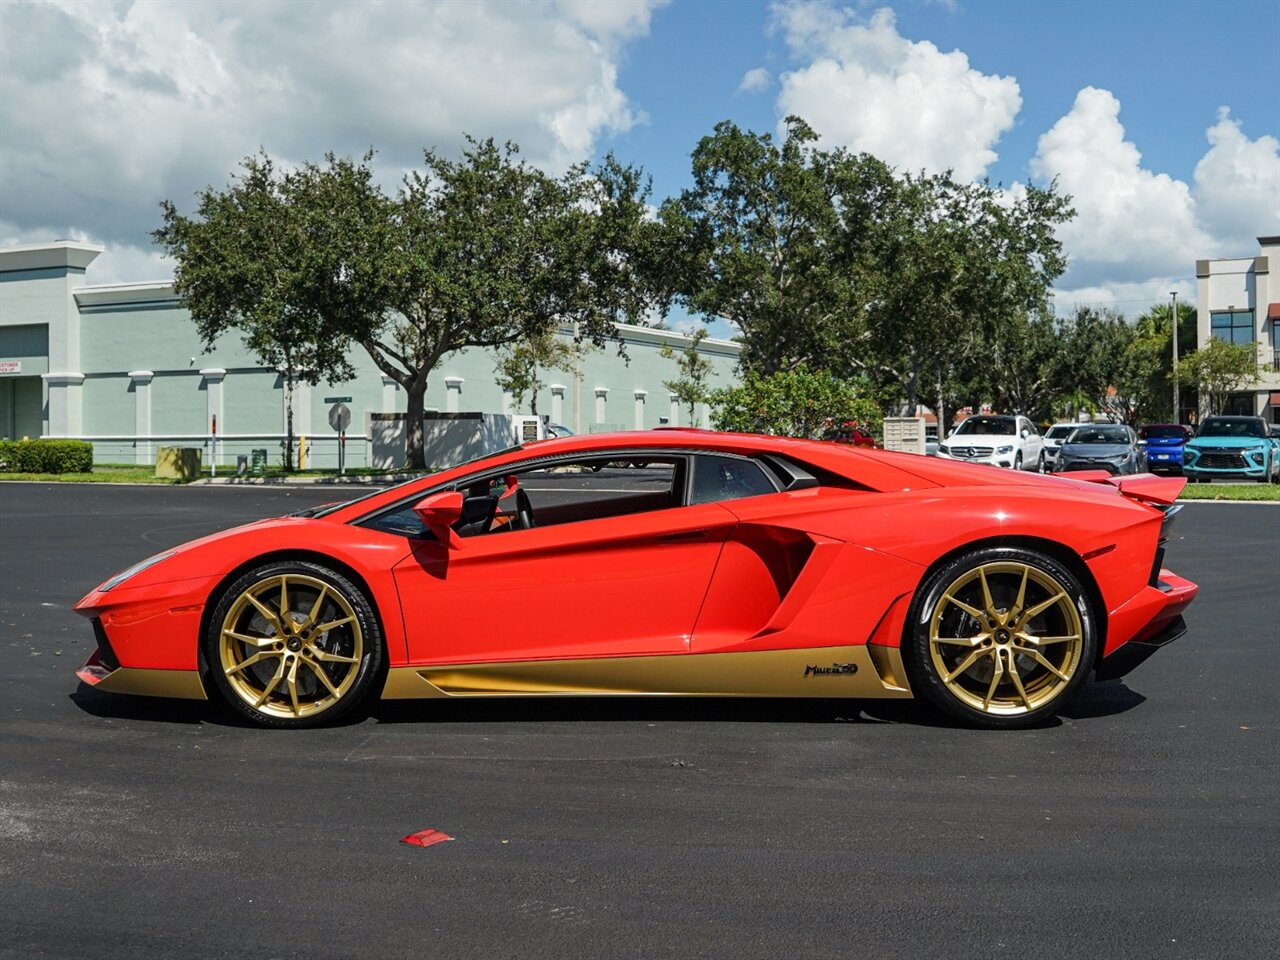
[515,487,536,530]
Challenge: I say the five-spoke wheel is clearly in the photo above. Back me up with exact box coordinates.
[905,548,1097,728]
[205,561,383,728]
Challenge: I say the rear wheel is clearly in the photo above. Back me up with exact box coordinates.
[904,547,1097,729]
[205,561,383,728]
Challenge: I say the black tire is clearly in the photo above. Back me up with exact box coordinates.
[1036,451,1046,473]
[204,560,384,728]
[903,547,1098,729]
[1013,452,1023,471]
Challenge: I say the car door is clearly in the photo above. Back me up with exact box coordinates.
[390,456,738,665]
[1020,417,1043,465]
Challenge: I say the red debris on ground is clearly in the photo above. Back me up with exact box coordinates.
[400,828,454,848]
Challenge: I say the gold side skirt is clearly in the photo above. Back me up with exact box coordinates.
[381,645,912,700]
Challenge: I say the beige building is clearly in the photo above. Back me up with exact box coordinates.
[1195,235,1280,423]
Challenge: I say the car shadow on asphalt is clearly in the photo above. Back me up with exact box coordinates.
[68,679,1148,729]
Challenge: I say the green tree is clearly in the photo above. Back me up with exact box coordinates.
[1176,337,1262,415]
[154,152,368,470]
[659,117,895,376]
[708,366,881,439]
[493,328,587,416]
[660,328,713,426]
[300,141,661,467]
[860,172,1074,422]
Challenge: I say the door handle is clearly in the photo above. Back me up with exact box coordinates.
[656,529,709,543]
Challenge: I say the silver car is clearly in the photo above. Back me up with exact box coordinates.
[1053,424,1145,476]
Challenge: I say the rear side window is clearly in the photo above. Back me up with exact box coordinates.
[690,455,778,505]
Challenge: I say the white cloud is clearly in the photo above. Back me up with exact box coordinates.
[1029,87,1213,292]
[1193,107,1280,246]
[1050,278,1197,319]
[0,0,664,280]
[771,2,1020,180]
[738,67,771,94]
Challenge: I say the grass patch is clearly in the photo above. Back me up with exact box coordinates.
[0,463,427,484]
[0,464,186,484]
[1180,482,1280,502]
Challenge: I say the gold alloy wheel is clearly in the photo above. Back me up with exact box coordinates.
[217,574,364,720]
[927,561,1084,717]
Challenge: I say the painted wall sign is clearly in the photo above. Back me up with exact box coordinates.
[0,361,21,374]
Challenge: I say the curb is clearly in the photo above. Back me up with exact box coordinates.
[190,473,423,487]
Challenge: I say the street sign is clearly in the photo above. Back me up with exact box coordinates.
[328,402,351,432]
[324,396,352,403]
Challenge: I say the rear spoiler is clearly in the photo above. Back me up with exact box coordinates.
[1064,471,1185,506]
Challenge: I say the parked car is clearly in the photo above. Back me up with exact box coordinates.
[1138,423,1193,475]
[1183,416,1280,483]
[74,429,1196,730]
[1042,422,1085,471]
[1053,423,1145,476]
[546,423,575,439]
[936,415,1044,470]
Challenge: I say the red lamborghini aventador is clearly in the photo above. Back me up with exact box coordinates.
[74,431,1196,729]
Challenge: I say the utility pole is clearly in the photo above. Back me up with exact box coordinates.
[1171,291,1179,423]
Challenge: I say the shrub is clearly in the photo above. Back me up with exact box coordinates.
[0,439,95,474]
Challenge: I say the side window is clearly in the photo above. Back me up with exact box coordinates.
[362,456,683,540]
[514,457,681,529]
[690,454,778,505]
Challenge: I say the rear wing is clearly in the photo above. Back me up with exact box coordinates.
[1063,471,1185,506]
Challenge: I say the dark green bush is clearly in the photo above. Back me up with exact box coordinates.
[0,439,95,474]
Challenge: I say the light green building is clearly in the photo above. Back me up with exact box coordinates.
[0,241,741,468]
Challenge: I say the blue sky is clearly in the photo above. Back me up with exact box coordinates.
[2,0,1277,321]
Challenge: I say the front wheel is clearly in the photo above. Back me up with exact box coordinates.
[903,548,1098,729]
[1036,451,1046,473]
[205,561,384,728]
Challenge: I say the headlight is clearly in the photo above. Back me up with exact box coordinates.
[996,445,1014,454]
[98,552,175,592]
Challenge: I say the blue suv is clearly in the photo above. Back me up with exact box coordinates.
[1138,423,1193,475]
[1183,416,1280,483]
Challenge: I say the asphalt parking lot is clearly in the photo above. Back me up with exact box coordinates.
[1,484,1277,960]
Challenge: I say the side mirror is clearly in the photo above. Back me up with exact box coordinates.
[413,491,464,549]
[1020,429,1029,439]
[1136,439,1148,447]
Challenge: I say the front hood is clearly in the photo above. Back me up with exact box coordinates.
[1059,444,1133,459]
[1188,437,1268,449]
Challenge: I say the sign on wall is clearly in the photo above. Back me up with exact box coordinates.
[0,361,21,374]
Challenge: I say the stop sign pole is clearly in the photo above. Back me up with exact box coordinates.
[327,400,351,475]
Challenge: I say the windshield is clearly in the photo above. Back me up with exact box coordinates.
[953,417,1016,436]
[1140,425,1186,440]
[1066,427,1131,445]
[1045,425,1076,440]
[1197,418,1266,439]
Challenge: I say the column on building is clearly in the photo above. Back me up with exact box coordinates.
[129,370,154,465]
[381,375,399,413]
[42,373,84,437]
[669,394,680,427]
[594,387,609,427]
[201,369,226,468]
[633,389,647,430]
[445,377,464,413]
[501,390,514,415]
[550,384,566,425]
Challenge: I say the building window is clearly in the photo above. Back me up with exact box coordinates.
[1210,310,1254,345]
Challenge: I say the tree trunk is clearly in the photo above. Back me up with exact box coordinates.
[935,365,946,441]
[405,377,428,469]
[284,375,296,472]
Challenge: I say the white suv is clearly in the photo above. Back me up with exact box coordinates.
[937,415,1045,471]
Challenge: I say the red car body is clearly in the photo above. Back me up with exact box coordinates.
[75,431,1196,729]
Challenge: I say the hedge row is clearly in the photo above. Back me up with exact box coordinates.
[0,439,95,474]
